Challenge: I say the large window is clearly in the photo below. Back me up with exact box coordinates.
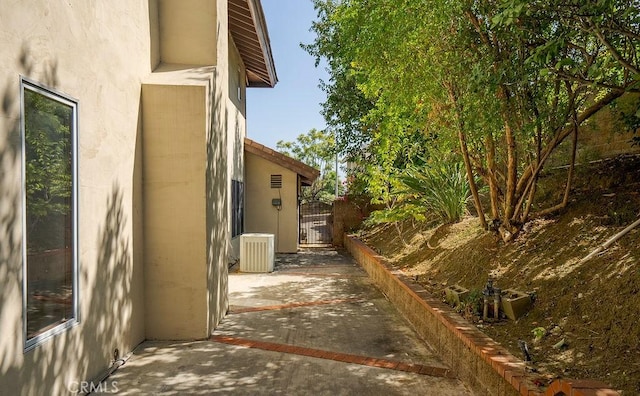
[231,180,244,238]
[21,78,78,350]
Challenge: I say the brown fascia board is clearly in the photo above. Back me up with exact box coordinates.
[248,0,277,86]
[229,0,278,88]
[244,138,320,183]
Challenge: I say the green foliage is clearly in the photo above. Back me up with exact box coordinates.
[307,0,640,240]
[364,203,427,226]
[457,289,483,318]
[277,128,335,172]
[362,158,471,226]
[531,326,547,341]
[610,95,640,146]
[306,0,451,181]
[277,128,342,204]
[399,161,471,224]
[303,1,376,159]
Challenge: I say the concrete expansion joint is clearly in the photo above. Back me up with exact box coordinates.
[209,335,458,380]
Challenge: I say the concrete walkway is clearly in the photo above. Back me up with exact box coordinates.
[95,249,474,395]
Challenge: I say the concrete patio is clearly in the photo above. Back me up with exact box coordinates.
[93,249,474,395]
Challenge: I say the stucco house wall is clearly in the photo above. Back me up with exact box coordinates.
[245,152,300,253]
[142,0,236,341]
[243,139,319,254]
[0,0,275,393]
[227,36,248,263]
[0,3,151,394]
[142,71,215,340]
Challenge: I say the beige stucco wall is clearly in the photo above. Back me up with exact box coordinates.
[0,0,251,393]
[228,35,247,261]
[142,81,210,340]
[207,0,232,334]
[158,0,218,66]
[0,2,150,394]
[245,152,300,253]
[142,0,242,337]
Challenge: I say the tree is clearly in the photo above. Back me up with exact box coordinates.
[467,0,640,239]
[277,128,342,203]
[302,1,376,160]
[307,0,640,241]
[307,0,445,209]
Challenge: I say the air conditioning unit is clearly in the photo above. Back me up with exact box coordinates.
[239,233,275,273]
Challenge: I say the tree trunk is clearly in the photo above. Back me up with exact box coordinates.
[446,82,488,230]
[485,133,500,220]
[534,110,579,217]
[511,89,625,227]
[503,120,517,220]
[460,130,487,229]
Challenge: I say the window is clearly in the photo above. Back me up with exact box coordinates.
[231,180,244,238]
[237,69,242,101]
[21,78,78,350]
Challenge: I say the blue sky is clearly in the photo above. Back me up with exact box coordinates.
[246,0,329,150]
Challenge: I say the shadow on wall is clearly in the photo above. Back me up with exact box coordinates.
[0,44,135,394]
[229,108,244,260]
[9,184,134,396]
[172,65,233,333]
[205,69,229,332]
[0,44,30,391]
[86,183,135,371]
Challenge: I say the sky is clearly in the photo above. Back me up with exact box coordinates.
[246,0,329,150]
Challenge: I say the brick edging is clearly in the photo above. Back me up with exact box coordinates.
[344,235,620,396]
[210,335,457,379]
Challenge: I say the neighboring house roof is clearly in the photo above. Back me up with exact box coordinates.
[244,138,320,186]
[229,0,278,88]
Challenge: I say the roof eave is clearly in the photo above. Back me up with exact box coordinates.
[248,0,277,87]
[229,0,278,88]
[244,138,320,183]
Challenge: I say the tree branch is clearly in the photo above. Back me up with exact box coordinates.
[588,18,640,76]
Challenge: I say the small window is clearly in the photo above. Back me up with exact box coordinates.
[21,78,78,350]
[237,69,242,101]
[231,180,244,238]
[270,174,282,189]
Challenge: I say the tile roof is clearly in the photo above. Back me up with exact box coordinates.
[244,138,320,185]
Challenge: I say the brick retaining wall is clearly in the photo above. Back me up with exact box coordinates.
[344,235,620,396]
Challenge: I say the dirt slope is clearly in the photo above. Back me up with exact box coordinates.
[358,155,640,394]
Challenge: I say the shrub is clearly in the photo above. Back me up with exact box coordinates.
[399,161,471,224]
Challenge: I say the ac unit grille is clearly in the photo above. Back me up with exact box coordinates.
[240,234,275,273]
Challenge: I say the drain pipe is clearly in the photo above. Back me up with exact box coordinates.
[580,216,640,264]
[83,349,133,396]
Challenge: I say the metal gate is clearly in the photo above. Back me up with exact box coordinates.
[299,201,333,245]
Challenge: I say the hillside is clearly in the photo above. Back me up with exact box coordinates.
[357,154,640,394]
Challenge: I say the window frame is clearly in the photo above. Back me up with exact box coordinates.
[231,179,244,238]
[20,77,80,351]
[237,69,242,101]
